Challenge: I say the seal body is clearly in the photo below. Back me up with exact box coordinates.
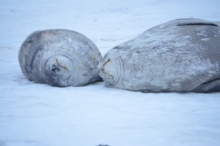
[19,29,102,87]
[98,18,220,92]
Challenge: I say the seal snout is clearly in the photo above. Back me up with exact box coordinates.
[50,58,69,74]
[99,58,114,79]
[44,54,75,86]
[98,57,122,86]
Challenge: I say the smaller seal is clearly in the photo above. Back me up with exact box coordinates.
[19,29,102,87]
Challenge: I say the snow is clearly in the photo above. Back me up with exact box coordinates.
[0,0,220,146]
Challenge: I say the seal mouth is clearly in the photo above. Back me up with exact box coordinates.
[44,54,75,86]
[98,57,123,86]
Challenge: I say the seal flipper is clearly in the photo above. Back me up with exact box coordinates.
[193,79,220,93]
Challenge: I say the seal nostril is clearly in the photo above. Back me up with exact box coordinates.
[51,66,60,73]
[51,67,56,73]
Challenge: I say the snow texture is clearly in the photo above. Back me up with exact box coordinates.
[0,0,220,146]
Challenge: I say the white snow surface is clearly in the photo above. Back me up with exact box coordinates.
[0,0,220,146]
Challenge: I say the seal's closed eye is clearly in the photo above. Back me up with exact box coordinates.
[176,19,218,26]
[177,23,218,26]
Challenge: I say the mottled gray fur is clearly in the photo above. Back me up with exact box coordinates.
[98,18,220,92]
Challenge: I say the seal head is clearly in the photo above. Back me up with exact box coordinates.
[19,29,102,87]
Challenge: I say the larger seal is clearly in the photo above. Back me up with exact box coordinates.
[98,18,220,92]
[19,29,102,87]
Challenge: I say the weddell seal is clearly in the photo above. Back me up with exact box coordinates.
[98,18,220,92]
[19,29,102,87]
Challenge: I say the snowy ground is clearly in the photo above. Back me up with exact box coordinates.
[1,0,220,146]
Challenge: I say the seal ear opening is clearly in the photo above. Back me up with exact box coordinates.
[177,19,218,26]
